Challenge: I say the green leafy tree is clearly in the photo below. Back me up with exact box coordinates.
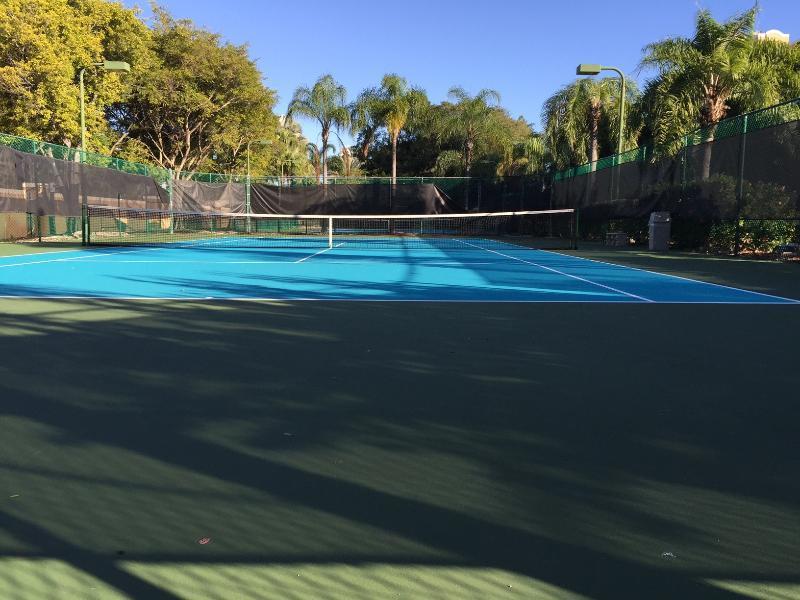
[479,111,535,176]
[306,141,335,181]
[436,87,503,175]
[542,78,637,170]
[270,120,312,178]
[0,0,149,150]
[350,86,384,160]
[501,135,547,176]
[111,8,277,175]
[288,74,350,183]
[374,74,428,181]
[639,6,798,173]
[327,146,362,178]
[332,133,362,177]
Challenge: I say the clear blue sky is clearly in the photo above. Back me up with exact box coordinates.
[124,0,798,146]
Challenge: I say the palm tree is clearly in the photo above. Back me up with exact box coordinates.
[334,133,361,177]
[340,146,361,177]
[306,142,335,181]
[272,120,310,179]
[542,78,637,170]
[288,75,350,183]
[350,86,384,161]
[500,135,547,176]
[638,6,794,175]
[375,74,427,182]
[433,150,464,176]
[437,87,502,176]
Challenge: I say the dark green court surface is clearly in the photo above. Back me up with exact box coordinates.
[0,249,798,599]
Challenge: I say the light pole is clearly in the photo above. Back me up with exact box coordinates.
[576,64,626,159]
[79,60,130,159]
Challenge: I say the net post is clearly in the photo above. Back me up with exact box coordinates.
[84,205,91,246]
[81,204,87,246]
[117,193,122,238]
[573,209,580,250]
[328,217,333,248]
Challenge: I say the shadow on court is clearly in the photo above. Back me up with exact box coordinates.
[0,298,798,599]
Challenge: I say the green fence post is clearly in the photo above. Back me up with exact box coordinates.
[681,135,689,198]
[734,114,749,256]
[168,168,174,235]
[246,171,251,233]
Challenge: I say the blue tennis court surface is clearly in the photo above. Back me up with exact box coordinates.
[0,241,797,303]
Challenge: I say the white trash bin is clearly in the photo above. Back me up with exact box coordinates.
[648,212,671,251]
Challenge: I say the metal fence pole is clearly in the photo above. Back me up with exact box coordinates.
[246,172,252,233]
[168,168,174,235]
[734,114,749,256]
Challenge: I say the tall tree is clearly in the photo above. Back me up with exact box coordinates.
[542,78,638,170]
[287,74,350,184]
[375,74,428,181]
[272,120,311,178]
[0,0,150,149]
[436,87,503,175]
[501,135,547,176]
[111,8,277,175]
[306,142,335,181]
[350,86,384,161]
[639,6,797,172]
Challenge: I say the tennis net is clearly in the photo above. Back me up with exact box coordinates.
[85,206,577,250]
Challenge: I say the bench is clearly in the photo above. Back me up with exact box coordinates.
[775,243,800,261]
[605,231,628,247]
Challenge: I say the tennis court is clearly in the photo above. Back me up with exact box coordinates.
[2,212,799,599]
[1,239,797,304]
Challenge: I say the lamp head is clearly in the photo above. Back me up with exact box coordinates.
[102,61,130,73]
[576,64,603,76]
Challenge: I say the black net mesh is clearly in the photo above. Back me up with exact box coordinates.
[84,205,577,250]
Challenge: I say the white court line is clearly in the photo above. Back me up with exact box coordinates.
[295,243,344,263]
[0,247,85,261]
[68,259,500,266]
[76,260,298,265]
[536,249,800,304]
[0,295,795,304]
[458,240,654,303]
[0,246,168,269]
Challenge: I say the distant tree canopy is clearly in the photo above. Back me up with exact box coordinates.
[0,1,797,178]
[360,94,536,178]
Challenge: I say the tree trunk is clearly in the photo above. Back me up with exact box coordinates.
[321,129,328,185]
[463,139,474,210]
[700,94,726,181]
[391,131,398,183]
[701,136,714,181]
[589,100,601,171]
